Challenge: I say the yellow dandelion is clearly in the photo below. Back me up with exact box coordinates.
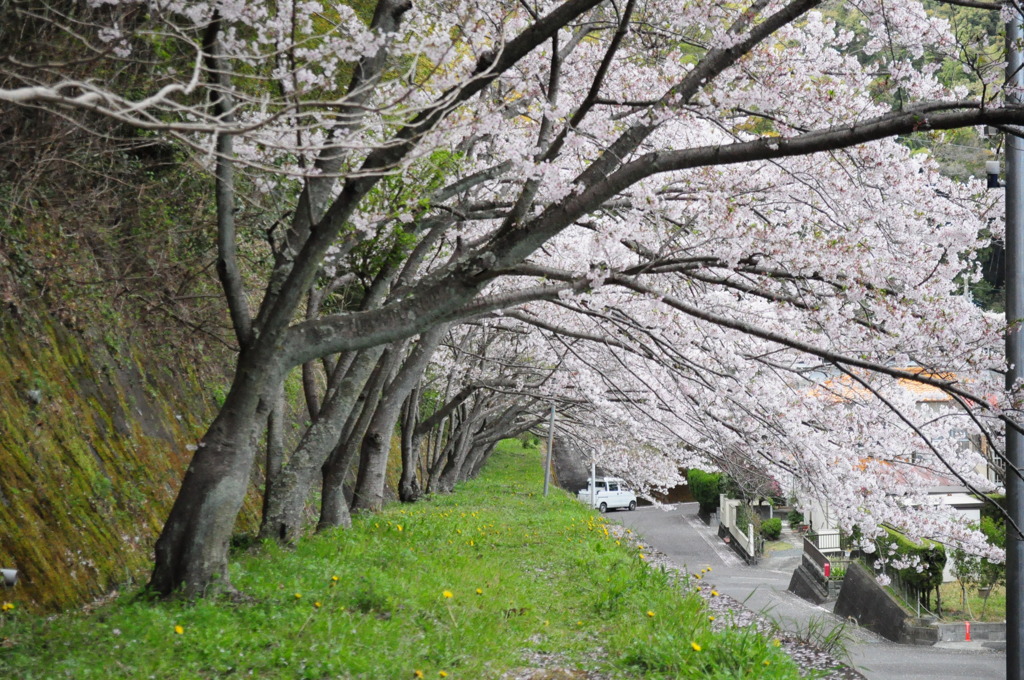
[691,642,702,652]
[543,620,550,626]
[475,588,483,595]
[711,590,719,597]
[763,660,771,666]
[294,593,302,599]
[443,590,453,599]
[314,601,322,608]
[771,638,781,647]
[639,553,646,560]
[439,672,448,678]
[331,575,339,583]
[577,620,583,626]
[708,615,716,622]
[706,567,712,572]
[646,610,655,617]
[414,671,425,679]
[174,625,184,635]
[1,602,13,612]
[397,525,404,532]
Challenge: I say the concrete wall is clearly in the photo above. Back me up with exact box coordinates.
[834,562,910,643]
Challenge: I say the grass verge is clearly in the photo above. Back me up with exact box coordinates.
[0,440,803,679]
[938,581,1006,622]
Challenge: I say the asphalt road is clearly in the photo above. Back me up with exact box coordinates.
[614,502,1006,680]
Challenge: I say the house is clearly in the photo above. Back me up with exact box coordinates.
[793,367,996,582]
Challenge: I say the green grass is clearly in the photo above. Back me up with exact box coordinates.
[0,440,803,679]
[939,581,1006,622]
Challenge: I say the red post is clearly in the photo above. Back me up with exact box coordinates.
[824,562,830,579]
[965,621,971,642]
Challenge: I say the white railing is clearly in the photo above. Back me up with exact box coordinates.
[729,521,756,558]
[807,529,842,553]
[718,497,758,560]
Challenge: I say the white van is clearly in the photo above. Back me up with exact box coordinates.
[577,477,637,512]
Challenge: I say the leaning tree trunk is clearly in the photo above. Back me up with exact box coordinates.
[436,420,479,493]
[426,415,456,493]
[398,389,423,502]
[317,349,392,529]
[149,355,276,597]
[351,326,445,512]
[258,346,385,543]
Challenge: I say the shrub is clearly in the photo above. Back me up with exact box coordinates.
[866,527,946,610]
[687,469,722,514]
[786,509,804,527]
[761,517,782,540]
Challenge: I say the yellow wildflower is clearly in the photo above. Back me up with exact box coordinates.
[439,672,449,678]
[646,610,655,617]
[294,593,302,599]
[443,590,453,599]
[708,615,716,622]
[1,602,13,612]
[174,625,184,635]
[475,588,483,595]
[414,671,424,679]
[711,590,719,597]
[331,575,339,583]
[691,642,702,652]
[314,602,322,608]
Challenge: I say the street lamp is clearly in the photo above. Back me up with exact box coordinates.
[988,160,1003,189]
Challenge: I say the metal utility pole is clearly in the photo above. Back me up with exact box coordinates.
[1006,7,1024,679]
[543,402,555,496]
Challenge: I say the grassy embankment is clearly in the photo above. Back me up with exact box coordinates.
[0,440,803,679]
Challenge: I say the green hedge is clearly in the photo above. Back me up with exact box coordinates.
[867,527,946,608]
[761,517,782,540]
[687,469,722,514]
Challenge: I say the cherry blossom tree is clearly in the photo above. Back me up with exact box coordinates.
[5,0,1023,597]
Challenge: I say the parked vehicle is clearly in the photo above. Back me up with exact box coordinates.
[577,477,637,512]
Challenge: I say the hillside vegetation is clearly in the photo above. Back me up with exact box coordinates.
[0,68,266,610]
[0,441,804,680]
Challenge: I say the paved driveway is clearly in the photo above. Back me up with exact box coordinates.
[614,502,1006,680]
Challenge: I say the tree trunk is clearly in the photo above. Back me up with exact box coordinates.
[436,422,477,493]
[261,380,286,522]
[317,351,391,530]
[149,361,273,597]
[426,416,454,493]
[317,346,393,524]
[398,389,422,502]
[351,327,445,512]
[257,346,385,543]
